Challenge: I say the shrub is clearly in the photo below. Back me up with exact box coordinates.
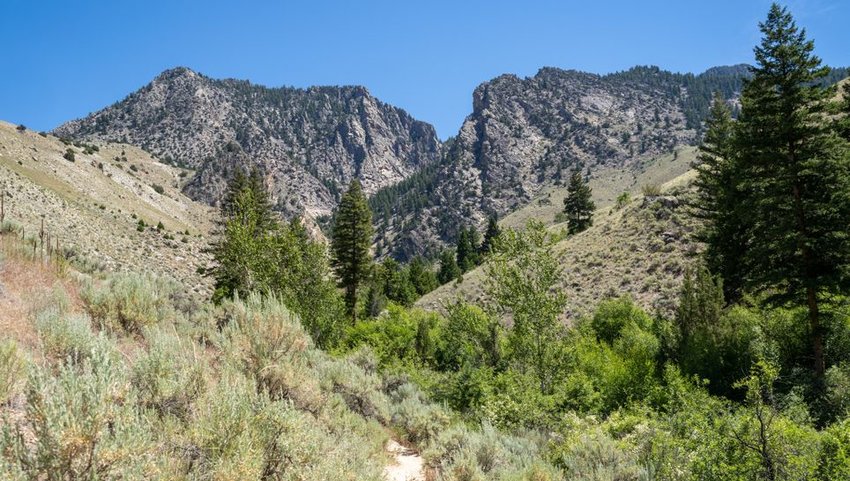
[641,183,662,196]
[818,417,850,481]
[0,342,153,478]
[151,183,165,195]
[63,148,75,162]
[130,327,205,419]
[81,273,178,333]
[0,340,26,403]
[424,423,556,480]
[35,308,99,366]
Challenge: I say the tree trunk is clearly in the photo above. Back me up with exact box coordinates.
[807,287,825,379]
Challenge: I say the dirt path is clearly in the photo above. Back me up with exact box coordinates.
[384,439,425,481]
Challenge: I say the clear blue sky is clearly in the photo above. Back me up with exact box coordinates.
[1,0,848,139]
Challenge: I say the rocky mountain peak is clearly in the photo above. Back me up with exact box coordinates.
[53,68,443,222]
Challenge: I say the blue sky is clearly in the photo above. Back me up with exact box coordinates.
[1,0,848,139]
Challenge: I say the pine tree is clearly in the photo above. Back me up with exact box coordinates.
[455,226,480,272]
[479,215,502,256]
[331,180,374,322]
[563,170,595,235]
[408,256,438,295]
[437,249,461,285]
[693,93,747,300]
[734,4,850,378]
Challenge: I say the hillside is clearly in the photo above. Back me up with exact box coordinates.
[54,67,442,223]
[0,222,565,480]
[417,168,701,319]
[0,121,213,294]
[372,66,746,259]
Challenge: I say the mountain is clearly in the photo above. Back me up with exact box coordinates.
[53,67,442,221]
[372,65,749,259]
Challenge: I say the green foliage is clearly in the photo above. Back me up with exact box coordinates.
[438,248,462,284]
[331,180,374,322]
[210,169,279,303]
[818,417,850,480]
[81,273,177,334]
[62,148,75,162]
[721,4,850,378]
[479,215,502,256]
[456,225,481,272]
[615,191,631,209]
[0,340,26,404]
[692,93,748,300]
[438,302,502,371]
[563,170,595,234]
[210,172,345,347]
[486,221,567,394]
[1,342,153,479]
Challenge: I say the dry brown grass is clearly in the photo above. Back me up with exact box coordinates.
[0,235,83,351]
[417,178,702,320]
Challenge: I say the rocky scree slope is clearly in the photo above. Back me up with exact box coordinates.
[54,67,442,222]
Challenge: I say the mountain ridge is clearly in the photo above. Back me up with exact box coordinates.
[54,66,442,222]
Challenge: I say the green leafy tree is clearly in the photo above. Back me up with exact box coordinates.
[376,259,416,307]
[437,249,461,285]
[331,180,374,322]
[563,170,595,234]
[693,94,748,300]
[210,170,280,303]
[271,218,345,348]
[734,4,850,378]
[485,220,567,393]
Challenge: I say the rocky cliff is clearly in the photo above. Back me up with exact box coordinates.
[54,67,442,220]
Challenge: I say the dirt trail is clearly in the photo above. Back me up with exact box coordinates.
[384,439,425,481]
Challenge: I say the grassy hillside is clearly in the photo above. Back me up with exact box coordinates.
[0,121,213,294]
[419,154,701,319]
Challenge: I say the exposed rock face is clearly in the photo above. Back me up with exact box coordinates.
[54,67,442,220]
[374,66,706,259]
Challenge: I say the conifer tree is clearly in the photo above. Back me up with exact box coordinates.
[455,226,480,272]
[734,4,850,378]
[479,215,502,256]
[331,180,374,322]
[693,94,747,300]
[438,249,461,285]
[563,170,595,234]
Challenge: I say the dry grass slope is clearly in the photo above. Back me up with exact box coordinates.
[0,121,214,295]
[418,169,702,320]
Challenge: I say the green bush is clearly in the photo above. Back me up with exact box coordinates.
[81,273,177,333]
[0,342,153,479]
[0,340,26,403]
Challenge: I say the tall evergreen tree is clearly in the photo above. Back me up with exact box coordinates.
[408,256,438,295]
[438,249,462,285]
[693,93,748,300]
[331,180,374,322]
[455,226,480,272]
[734,4,850,378]
[563,170,595,234]
[479,215,502,256]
